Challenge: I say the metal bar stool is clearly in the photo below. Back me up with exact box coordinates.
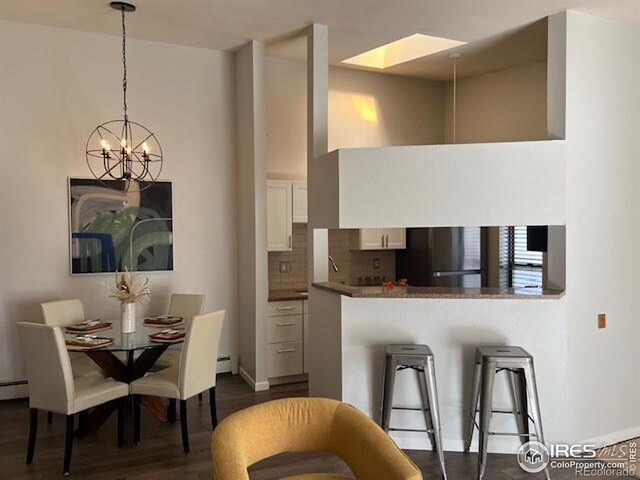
[379,344,447,480]
[464,346,550,480]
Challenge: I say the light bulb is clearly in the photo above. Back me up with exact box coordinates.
[121,138,127,148]
[101,139,108,150]
[142,142,150,155]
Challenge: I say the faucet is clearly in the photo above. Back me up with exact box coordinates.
[328,255,340,272]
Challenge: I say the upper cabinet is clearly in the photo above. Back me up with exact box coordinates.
[268,180,307,252]
[267,180,293,252]
[350,228,406,250]
[292,182,308,223]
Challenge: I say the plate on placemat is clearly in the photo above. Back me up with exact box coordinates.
[144,315,184,327]
[149,328,185,343]
[66,320,112,333]
[66,335,114,350]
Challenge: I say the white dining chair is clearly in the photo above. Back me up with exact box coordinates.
[131,309,225,453]
[153,293,206,370]
[17,322,130,475]
[40,299,105,377]
[40,299,107,424]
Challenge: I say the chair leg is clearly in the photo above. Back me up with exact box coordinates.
[180,400,190,453]
[424,358,448,480]
[209,387,218,429]
[464,362,482,453]
[26,408,37,465]
[381,357,397,432]
[47,411,53,424]
[478,360,496,480]
[63,414,74,475]
[132,395,141,445]
[78,411,88,439]
[117,398,126,447]
[168,399,176,424]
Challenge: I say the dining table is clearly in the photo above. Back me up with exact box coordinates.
[64,317,184,438]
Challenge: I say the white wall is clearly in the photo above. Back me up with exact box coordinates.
[265,56,445,178]
[310,141,566,229]
[563,11,640,443]
[0,20,238,395]
[338,296,569,451]
[444,62,549,143]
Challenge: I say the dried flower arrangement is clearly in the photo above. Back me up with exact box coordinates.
[109,269,151,304]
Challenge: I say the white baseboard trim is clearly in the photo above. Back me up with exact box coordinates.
[583,425,640,448]
[239,366,270,392]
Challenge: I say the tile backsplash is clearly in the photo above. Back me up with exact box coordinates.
[268,223,308,290]
[268,227,396,290]
[328,229,395,284]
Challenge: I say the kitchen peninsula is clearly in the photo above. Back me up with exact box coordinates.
[307,281,568,454]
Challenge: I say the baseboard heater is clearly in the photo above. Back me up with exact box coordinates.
[0,380,27,388]
[1,355,239,389]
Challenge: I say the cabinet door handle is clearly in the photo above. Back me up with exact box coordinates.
[277,348,296,354]
[386,234,389,248]
[288,235,292,249]
[276,306,296,311]
[276,322,296,327]
[381,234,385,248]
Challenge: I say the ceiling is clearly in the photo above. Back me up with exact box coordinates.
[1,0,638,80]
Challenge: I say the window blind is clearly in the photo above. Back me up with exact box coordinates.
[499,226,543,288]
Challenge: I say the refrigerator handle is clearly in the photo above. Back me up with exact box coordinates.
[432,269,484,278]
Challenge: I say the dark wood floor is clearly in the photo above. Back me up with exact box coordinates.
[0,374,633,479]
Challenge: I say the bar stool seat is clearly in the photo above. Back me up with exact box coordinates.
[465,345,550,480]
[380,344,447,480]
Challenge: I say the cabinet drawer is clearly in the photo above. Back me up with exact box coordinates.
[268,341,303,378]
[268,315,302,343]
[267,300,302,317]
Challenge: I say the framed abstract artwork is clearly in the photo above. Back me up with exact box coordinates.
[68,178,174,275]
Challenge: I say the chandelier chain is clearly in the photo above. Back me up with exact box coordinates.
[121,6,128,121]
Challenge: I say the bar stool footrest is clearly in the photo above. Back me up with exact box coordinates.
[388,427,435,434]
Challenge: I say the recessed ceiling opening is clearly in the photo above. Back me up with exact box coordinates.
[342,33,467,69]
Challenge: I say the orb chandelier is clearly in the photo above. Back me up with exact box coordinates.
[86,2,163,193]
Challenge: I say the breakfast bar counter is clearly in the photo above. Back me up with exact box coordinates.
[312,282,564,300]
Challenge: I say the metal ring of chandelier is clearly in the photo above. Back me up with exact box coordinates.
[85,2,163,193]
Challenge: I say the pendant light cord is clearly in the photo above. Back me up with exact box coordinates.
[452,56,457,144]
[449,53,462,145]
[121,6,128,122]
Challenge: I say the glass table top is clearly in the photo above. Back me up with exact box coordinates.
[63,317,184,352]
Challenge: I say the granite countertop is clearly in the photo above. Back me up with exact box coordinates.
[268,289,309,302]
[312,282,565,300]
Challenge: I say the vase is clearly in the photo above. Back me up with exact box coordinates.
[121,302,136,333]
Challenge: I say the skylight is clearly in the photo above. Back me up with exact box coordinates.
[342,33,466,69]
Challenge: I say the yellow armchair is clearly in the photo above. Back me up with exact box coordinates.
[211,397,422,480]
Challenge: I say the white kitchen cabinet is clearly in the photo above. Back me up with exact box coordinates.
[267,299,305,379]
[350,228,406,250]
[292,182,308,223]
[351,228,385,250]
[267,180,293,252]
[385,228,406,249]
[267,342,303,378]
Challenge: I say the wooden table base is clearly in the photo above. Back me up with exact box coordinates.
[83,346,170,435]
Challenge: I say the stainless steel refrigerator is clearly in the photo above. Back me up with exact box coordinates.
[396,227,487,287]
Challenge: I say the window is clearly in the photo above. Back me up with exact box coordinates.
[499,226,543,288]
